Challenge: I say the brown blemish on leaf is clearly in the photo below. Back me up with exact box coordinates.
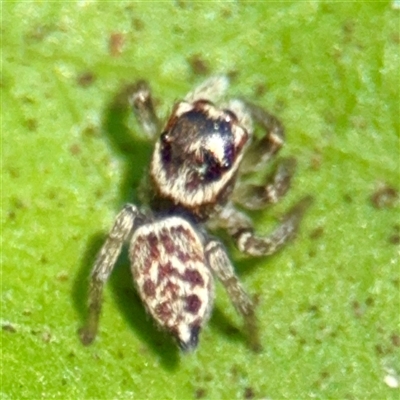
[371,183,399,209]
[391,333,400,347]
[188,54,210,76]
[69,143,81,156]
[389,225,400,245]
[25,118,38,131]
[194,388,206,399]
[352,300,365,318]
[309,226,324,240]
[56,271,69,282]
[2,323,17,333]
[243,387,255,400]
[253,82,268,98]
[76,72,96,87]
[132,18,145,31]
[109,33,125,57]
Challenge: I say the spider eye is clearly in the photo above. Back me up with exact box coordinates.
[160,132,172,163]
[223,109,238,123]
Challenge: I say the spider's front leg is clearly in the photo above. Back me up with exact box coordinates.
[205,240,262,352]
[185,75,229,103]
[233,101,299,210]
[210,197,312,257]
[234,157,298,210]
[239,101,285,173]
[79,204,145,345]
[127,80,160,140]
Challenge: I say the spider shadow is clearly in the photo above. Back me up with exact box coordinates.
[209,306,245,347]
[110,247,181,368]
[101,82,154,204]
[72,83,180,369]
[208,255,267,350]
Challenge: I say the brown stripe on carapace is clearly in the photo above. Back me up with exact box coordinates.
[184,294,202,314]
[182,269,205,288]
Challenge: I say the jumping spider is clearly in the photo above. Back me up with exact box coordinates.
[79,76,312,352]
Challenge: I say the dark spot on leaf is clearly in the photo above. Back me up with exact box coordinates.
[2,323,16,333]
[389,225,400,245]
[244,387,255,399]
[76,72,95,87]
[69,143,81,155]
[309,226,324,240]
[109,33,125,57]
[194,388,206,399]
[25,118,38,131]
[188,54,210,76]
[371,184,399,209]
[391,333,400,347]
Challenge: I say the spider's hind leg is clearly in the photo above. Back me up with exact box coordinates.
[205,239,261,352]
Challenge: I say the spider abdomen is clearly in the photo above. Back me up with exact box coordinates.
[130,216,214,351]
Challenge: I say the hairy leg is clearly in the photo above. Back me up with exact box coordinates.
[210,197,313,257]
[79,204,144,345]
[127,80,160,139]
[185,75,229,103]
[233,157,297,210]
[240,101,285,174]
[205,239,261,352]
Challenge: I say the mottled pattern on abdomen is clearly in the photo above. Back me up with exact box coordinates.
[130,216,214,345]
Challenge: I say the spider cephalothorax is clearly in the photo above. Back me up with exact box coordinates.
[80,76,311,352]
[150,99,250,219]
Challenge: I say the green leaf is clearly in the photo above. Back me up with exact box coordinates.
[3,2,399,399]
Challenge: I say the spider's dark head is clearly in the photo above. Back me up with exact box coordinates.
[150,100,249,212]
